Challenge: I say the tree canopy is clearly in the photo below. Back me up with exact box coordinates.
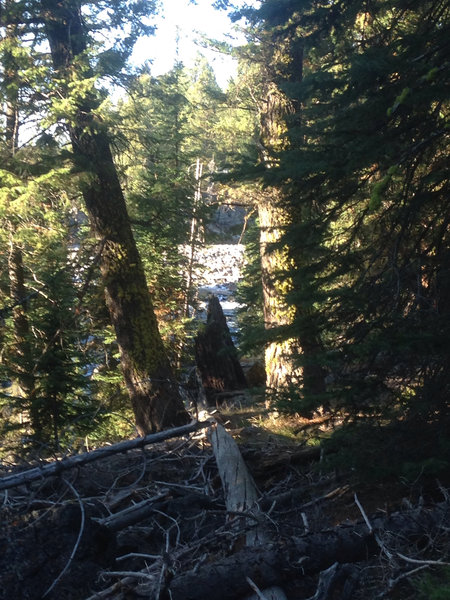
[0,0,448,485]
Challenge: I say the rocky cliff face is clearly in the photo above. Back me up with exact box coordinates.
[205,204,248,243]
[183,203,248,337]
[195,244,245,337]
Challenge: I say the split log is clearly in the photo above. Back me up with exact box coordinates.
[0,421,209,491]
[209,422,265,547]
[209,423,280,597]
[167,502,450,600]
[209,423,259,514]
[195,295,247,404]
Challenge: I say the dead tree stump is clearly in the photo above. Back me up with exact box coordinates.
[195,295,247,405]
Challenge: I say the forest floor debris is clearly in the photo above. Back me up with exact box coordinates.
[1,405,449,600]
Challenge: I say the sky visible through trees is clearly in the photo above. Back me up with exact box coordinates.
[131,0,254,87]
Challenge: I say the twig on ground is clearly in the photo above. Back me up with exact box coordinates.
[354,493,373,533]
[246,577,269,600]
[101,571,155,581]
[376,565,430,599]
[267,485,350,514]
[155,561,167,600]
[116,552,162,562]
[396,552,450,566]
[301,512,309,533]
[104,449,147,496]
[42,478,86,598]
[153,508,182,547]
[153,480,206,493]
[354,493,394,559]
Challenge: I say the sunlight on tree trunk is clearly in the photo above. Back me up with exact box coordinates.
[258,196,302,392]
[258,83,326,410]
[41,0,190,434]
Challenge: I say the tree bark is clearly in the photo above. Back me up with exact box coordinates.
[258,195,302,391]
[195,295,247,404]
[257,44,326,408]
[40,0,190,434]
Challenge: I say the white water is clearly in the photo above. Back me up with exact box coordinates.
[186,244,245,336]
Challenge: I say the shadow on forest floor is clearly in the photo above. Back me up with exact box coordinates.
[1,392,449,600]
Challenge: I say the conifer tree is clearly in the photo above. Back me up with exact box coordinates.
[112,64,193,318]
[111,61,221,360]
[1,0,192,435]
[230,2,327,409]
[34,0,190,434]
[243,0,449,472]
[1,9,35,406]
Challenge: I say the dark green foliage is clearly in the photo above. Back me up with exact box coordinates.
[416,567,450,600]
[0,242,105,454]
[236,219,265,356]
[322,418,450,483]
[109,63,219,367]
[238,0,450,476]
[29,261,94,451]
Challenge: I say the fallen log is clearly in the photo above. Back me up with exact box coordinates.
[0,420,209,491]
[209,423,259,515]
[209,422,266,548]
[167,502,450,600]
[98,490,219,533]
[97,492,169,532]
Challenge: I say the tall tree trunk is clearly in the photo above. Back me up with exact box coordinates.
[258,195,302,391]
[40,0,190,434]
[258,50,326,409]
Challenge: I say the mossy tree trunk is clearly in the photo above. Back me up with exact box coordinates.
[41,0,190,434]
[258,196,302,392]
[259,198,326,402]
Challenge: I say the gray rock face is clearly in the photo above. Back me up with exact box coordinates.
[183,244,245,337]
[206,205,247,242]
